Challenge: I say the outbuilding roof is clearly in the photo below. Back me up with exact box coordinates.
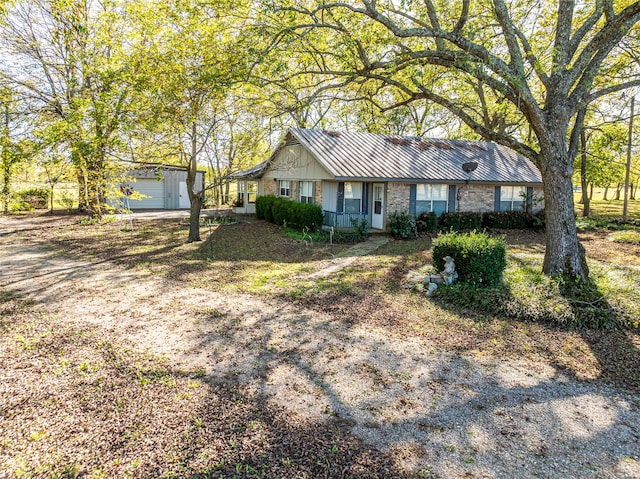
[231,128,543,185]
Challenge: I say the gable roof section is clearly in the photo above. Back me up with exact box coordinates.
[227,160,269,180]
[230,128,542,185]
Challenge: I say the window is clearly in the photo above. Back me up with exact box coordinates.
[236,181,245,206]
[344,182,362,214]
[299,181,314,204]
[247,182,257,204]
[279,180,291,197]
[499,186,526,211]
[416,184,448,215]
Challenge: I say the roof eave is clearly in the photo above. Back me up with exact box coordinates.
[332,176,542,186]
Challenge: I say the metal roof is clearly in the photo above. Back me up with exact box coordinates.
[227,160,269,179]
[293,129,542,184]
[231,129,543,185]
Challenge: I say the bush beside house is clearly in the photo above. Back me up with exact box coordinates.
[389,209,544,238]
[256,195,323,232]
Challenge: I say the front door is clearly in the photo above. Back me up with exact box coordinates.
[372,183,384,229]
[179,181,190,209]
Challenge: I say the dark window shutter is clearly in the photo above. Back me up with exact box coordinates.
[337,182,344,213]
[409,184,417,215]
[362,183,369,214]
[526,186,533,211]
[448,185,457,212]
[494,186,501,211]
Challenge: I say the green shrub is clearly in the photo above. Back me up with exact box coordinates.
[432,230,506,287]
[438,212,482,231]
[9,200,33,213]
[330,218,369,243]
[294,202,324,231]
[58,190,75,212]
[255,195,276,222]
[528,210,546,231]
[271,197,292,226]
[265,196,323,232]
[388,211,417,239]
[16,187,49,209]
[482,210,530,229]
[416,211,438,233]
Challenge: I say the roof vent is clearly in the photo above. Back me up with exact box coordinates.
[326,131,342,138]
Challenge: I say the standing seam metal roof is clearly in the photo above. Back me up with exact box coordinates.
[291,128,542,184]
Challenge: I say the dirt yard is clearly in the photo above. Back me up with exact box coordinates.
[1,214,639,479]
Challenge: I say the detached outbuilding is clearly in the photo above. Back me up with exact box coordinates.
[121,165,206,210]
[230,128,543,229]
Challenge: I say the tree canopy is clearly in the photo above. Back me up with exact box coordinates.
[1,0,639,279]
[259,0,640,278]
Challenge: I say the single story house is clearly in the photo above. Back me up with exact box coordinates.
[120,165,206,209]
[229,128,543,230]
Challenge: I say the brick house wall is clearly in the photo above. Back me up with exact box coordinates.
[458,185,495,213]
[262,179,276,196]
[386,183,411,214]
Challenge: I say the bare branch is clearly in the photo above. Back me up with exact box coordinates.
[452,0,469,35]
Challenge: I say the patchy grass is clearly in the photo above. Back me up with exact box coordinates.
[574,193,640,223]
[610,230,640,245]
[0,289,407,478]
[434,254,640,329]
[8,213,640,394]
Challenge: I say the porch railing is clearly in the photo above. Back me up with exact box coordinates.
[323,211,368,229]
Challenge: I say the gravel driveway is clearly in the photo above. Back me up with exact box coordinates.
[1,216,639,478]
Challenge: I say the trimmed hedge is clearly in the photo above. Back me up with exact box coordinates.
[256,195,323,232]
[415,210,544,233]
[255,195,276,222]
[482,210,529,229]
[416,211,438,233]
[432,230,506,287]
[438,212,483,231]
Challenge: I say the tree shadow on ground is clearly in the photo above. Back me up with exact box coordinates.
[557,278,640,393]
[186,302,640,479]
[0,295,412,479]
[426,253,640,396]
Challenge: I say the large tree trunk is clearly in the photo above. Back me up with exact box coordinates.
[534,114,588,279]
[187,122,202,243]
[540,148,588,279]
[603,186,609,201]
[85,156,105,220]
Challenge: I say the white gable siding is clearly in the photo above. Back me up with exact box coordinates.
[262,144,333,181]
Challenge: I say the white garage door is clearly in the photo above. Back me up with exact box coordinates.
[130,179,164,209]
